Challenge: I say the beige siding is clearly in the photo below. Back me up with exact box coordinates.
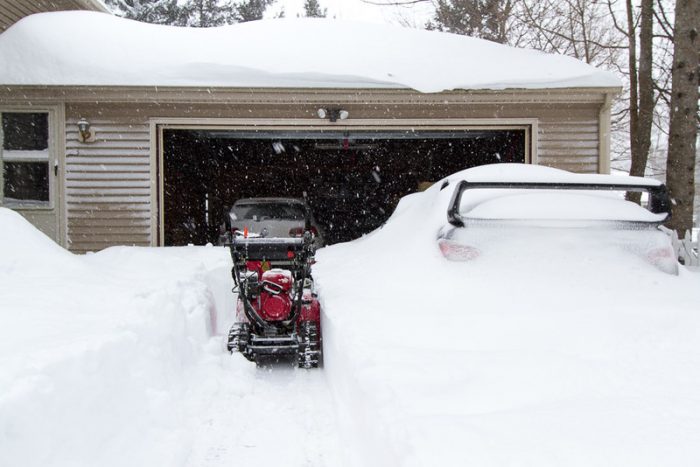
[0,0,108,32]
[64,117,151,253]
[538,119,599,173]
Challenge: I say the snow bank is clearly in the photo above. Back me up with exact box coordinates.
[0,208,78,271]
[0,12,620,92]
[315,165,700,466]
[0,208,234,467]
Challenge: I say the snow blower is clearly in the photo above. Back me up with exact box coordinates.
[226,230,321,368]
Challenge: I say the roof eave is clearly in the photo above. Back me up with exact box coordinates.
[0,84,623,105]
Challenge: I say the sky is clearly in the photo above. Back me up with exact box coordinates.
[266,0,434,26]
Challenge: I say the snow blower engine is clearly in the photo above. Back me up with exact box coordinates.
[226,231,321,368]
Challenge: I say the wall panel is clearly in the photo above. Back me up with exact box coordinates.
[64,116,151,252]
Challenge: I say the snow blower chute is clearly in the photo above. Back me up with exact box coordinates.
[226,231,321,368]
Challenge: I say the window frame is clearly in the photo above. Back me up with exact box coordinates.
[0,109,56,210]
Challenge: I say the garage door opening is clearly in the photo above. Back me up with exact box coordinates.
[161,128,527,246]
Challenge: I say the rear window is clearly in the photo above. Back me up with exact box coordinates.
[233,202,306,220]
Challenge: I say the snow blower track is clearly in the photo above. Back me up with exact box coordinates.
[184,357,341,467]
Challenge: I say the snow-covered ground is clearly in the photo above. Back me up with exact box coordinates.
[2,163,699,467]
[0,208,339,467]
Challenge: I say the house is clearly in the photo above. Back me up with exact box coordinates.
[0,11,622,251]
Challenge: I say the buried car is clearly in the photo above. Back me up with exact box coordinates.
[436,168,678,275]
[311,163,699,467]
[219,197,324,247]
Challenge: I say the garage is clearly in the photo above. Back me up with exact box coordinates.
[161,127,527,246]
[2,13,619,252]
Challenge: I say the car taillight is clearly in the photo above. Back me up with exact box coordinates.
[645,246,678,274]
[647,246,673,259]
[438,239,480,261]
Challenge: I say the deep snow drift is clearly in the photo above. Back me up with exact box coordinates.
[0,12,619,92]
[0,208,339,467]
[315,164,700,466]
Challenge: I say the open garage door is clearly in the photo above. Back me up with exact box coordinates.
[160,128,527,246]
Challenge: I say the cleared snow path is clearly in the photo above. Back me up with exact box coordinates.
[184,351,341,467]
[83,243,342,467]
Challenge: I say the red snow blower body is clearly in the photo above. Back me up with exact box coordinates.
[227,232,322,368]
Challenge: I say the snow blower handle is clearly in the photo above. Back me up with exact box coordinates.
[282,231,315,328]
[229,244,268,331]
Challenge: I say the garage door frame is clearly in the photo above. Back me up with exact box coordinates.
[150,118,538,246]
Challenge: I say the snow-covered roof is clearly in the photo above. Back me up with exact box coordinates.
[0,11,621,93]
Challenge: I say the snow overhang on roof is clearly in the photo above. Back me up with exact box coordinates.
[0,11,622,93]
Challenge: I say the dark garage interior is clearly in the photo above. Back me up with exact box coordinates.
[161,128,526,246]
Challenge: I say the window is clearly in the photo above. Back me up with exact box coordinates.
[1,112,50,205]
[234,202,306,221]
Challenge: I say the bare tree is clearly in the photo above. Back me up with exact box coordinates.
[517,0,624,65]
[518,0,678,188]
[665,0,699,233]
[625,0,654,202]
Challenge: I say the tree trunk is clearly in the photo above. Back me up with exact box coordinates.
[666,0,700,233]
[627,0,654,203]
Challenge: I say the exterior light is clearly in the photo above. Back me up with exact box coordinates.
[77,118,92,142]
[317,107,349,123]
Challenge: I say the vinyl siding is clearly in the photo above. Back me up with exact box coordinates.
[538,119,599,173]
[64,117,151,253]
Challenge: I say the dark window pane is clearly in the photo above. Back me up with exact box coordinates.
[2,113,48,151]
[235,202,306,220]
[3,161,49,202]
